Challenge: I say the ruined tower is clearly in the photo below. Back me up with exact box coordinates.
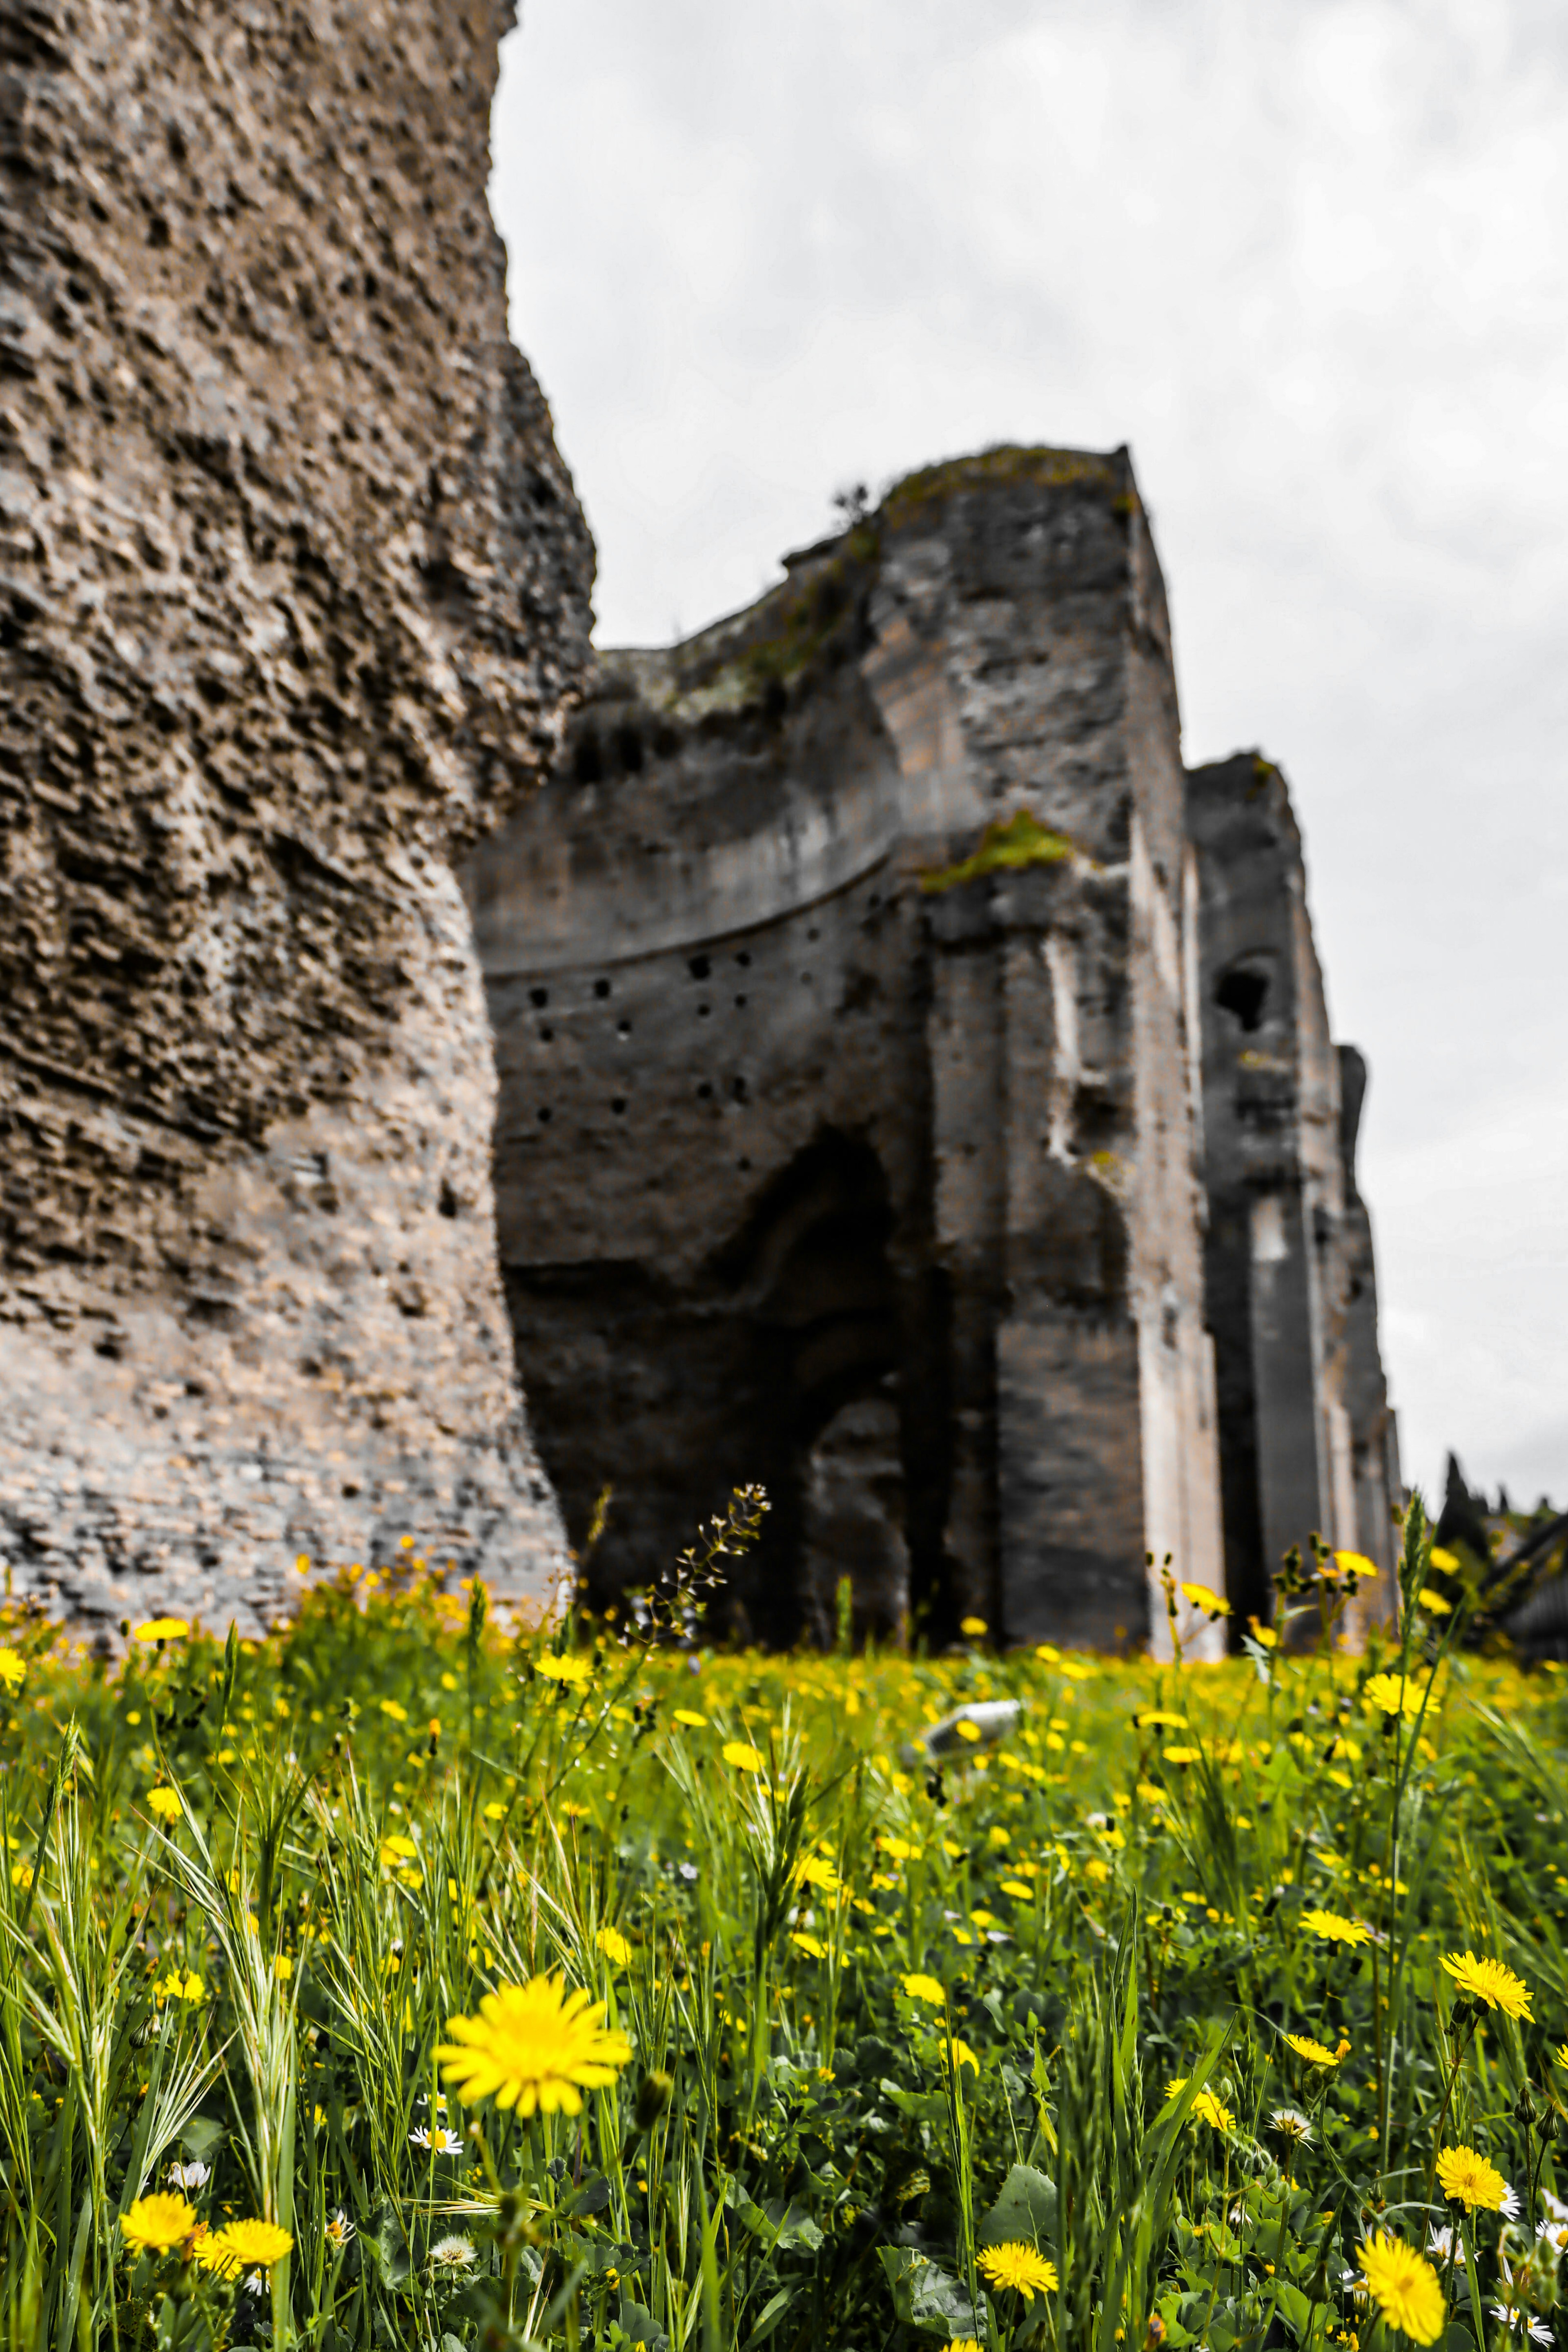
[1187,753,1401,1626]
[0,1,592,1628]
[465,447,1227,1653]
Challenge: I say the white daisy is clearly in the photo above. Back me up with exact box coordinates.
[166,2159,210,2191]
[1428,2226,1466,2268]
[410,2125,464,2156]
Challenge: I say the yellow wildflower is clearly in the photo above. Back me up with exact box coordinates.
[1180,1581,1230,1616]
[134,1618,189,1644]
[0,1647,24,1691]
[959,1616,988,1638]
[1362,1673,1422,1721]
[146,1787,183,1822]
[1441,1951,1531,2019]
[121,2194,197,2255]
[1283,2033,1341,2067]
[536,1653,593,1686]
[205,2218,294,2272]
[595,1926,630,1968]
[722,1741,764,1773]
[901,1973,946,2005]
[791,1931,827,1960]
[1417,1586,1452,1615]
[673,1707,708,1727]
[1356,2232,1443,2345]
[1434,2144,1510,2212]
[978,2243,1058,2300]
[1165,2078,1235,2131]
[1300,1909,1371,1948]
[437,1975,631,2116]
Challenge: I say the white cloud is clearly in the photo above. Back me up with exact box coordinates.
[491,0,1568,1505]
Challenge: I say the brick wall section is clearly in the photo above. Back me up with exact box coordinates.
[0,0,593,1631]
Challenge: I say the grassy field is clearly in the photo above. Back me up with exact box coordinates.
[2,1502,1567,2352]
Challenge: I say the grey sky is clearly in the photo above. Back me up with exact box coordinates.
[490,0,1568,1511]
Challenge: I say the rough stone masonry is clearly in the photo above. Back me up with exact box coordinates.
[0,1,593,1632]
[465,450,1401,1650]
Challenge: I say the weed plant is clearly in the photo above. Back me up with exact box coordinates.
[2,1499,1568,2352]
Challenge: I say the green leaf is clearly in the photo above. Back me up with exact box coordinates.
[745,2286,795,2347]
[618,2297,669,2352]
[878,2247,980,2336]
[978,2162,1059,2251]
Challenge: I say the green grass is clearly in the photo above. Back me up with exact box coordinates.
[2,1502,1568,2352]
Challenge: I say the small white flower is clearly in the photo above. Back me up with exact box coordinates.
[1500,2185,1522,2220]
[325,2207,356,2248]
[166,2159,210,2191]
[430,2235,476,2271]
[410,2125,464,2156]
[1536,2218,1568,2255]
[243,2273,264,2297]
[1429,2227,1466,2268]
[1542,2190,1568,2227]
[1527,2322,1552,2346]
[1270,2107,1313,2144]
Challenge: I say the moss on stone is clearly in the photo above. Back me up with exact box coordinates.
[919,808,1075,896]
[881,444,1120,533]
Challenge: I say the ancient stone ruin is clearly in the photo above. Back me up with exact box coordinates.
[464,450,1401,1648]
[0,0,591,1631]
[0,9,1400,1650]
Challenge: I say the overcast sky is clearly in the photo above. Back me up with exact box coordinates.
[490,0,1568,1512]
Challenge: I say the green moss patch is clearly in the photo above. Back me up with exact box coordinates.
[920,807,1076,895]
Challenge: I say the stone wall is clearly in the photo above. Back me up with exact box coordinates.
[464,448,1227,1653]
[0,0,593,1631]
[1187,754,1400,1626]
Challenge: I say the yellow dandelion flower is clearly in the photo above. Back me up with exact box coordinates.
[0,1647,24,1692]
[134,1618,189,1644]
[146,1787,183,1822]
[1163,1746,1200,1765]
[1179,1581,1230,1616]
[795,1854,841,1893]
[722,1741,764,1772]
[1417,1586,1452,1614]
[1300,1909,1372,1948]
[901,1973,947,2005]
[595,1925,630,1968]
[959,1616,988,1638]
[942,2037,980,2073]
[673,1707,708,1727]
[121,2194,198,2255]
[978,2242,1058,2300]
[790,1931,827,1960]
[437,1975,631,2117]
[206,2218,294,2272]
[956,1719,981,1743]
[1429,1546,1460,1571]
[879,1835,918,1862]
[947,2341,983,2352]
[1136,1710,1189,1729]
[1441,1951,1531,2019]
[1283,2033,1341,2068]
[1435,2144,1510,2212]
[1332,1550,1376,1581]
[536,1653,593,1686]
[1356,2232,1444,2346]
[1556,2042,1568,2071]
[1362,1673,1422,1721]
[1164,2078,1234,2131]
